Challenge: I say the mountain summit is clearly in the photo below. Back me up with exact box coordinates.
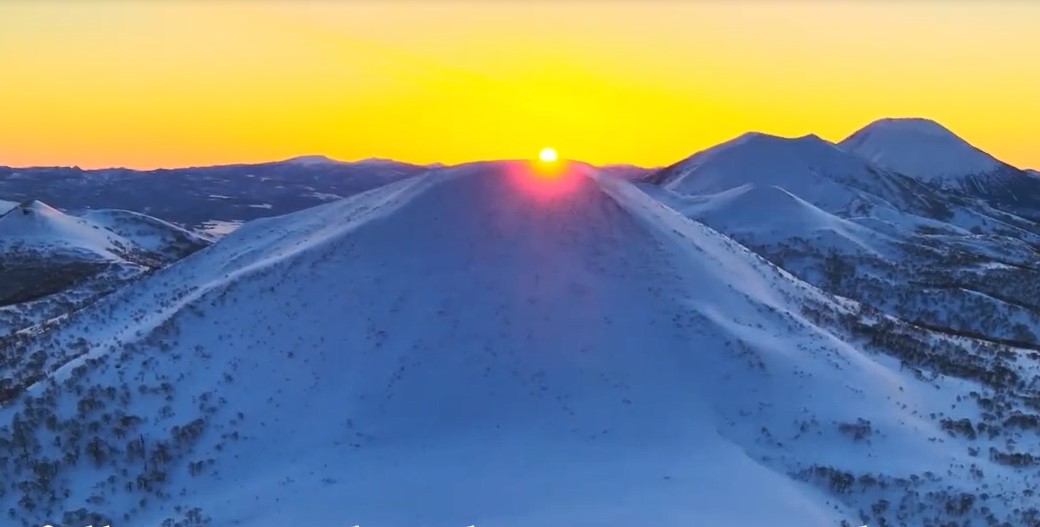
[838,117,1008,185]
[278,154,344,166]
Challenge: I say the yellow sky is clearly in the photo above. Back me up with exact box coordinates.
[1,1,1037,169]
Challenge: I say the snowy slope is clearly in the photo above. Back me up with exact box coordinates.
[2,162,1037,527]
[1027,169,1040,179]
[645,131,948,219]
[0,200,209,328]
[837,117,1040,210]
[646,183,896,258]
[648,132,865,199]
[641,127,1040,341]
[80,208,211,261]
[0,198,15,214]
[595,163,654,180]
[0,200,135,261]
[647,173,1040,342]
[0,199,209,266]
[839,118,1005,186]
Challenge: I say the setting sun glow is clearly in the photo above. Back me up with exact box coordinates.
[0,2,1038,169]
[539,148,558,163]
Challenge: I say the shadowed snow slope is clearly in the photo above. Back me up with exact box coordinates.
[653,184,896,257]
[1,162,1010,527]
[0,200,133,260]
[80,208,211,261]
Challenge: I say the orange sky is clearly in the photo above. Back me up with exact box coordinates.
[1,1,1038,169]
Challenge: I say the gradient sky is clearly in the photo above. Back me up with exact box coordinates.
[2,1,1038,169]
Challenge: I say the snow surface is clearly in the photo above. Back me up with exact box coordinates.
[0,201,212,331]
[839,117,1005,185]
[308,191,344,201]
[648,131,940,217]
[199,219,244,237]
[80,208,211,254]
[644,127,1040,251]
[3,162,1026,527]
[647,183,896,258]
[0,200,132,260]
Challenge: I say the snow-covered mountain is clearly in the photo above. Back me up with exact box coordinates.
[0,158,432,232]
[0,200,143,262]
[648,132,869,198]
[278,154,345,166]
[646,131,953,221]
[0,200,146,328]
[838,118,1040,214]
[0,199,210,271]
[642,125,1040,347]
[839,118,1005,184]
[79,208,210,262]
[2,162,1038,527]
[0,199,209,331]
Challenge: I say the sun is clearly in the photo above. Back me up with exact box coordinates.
[527,146,566,182]
[538,147,558,163]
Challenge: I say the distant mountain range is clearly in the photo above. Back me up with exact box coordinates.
[0,156,431,234]
[652,117,1040,215]
[1,118,1040,526]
